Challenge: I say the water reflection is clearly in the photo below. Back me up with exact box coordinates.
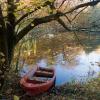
[55,49,100,86]
[37,59,48,68]
[19,49,100,86]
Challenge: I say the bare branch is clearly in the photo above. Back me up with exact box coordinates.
[57,17,70,31]
[58,0,66,9]
[63,15,71,24]
[64,0,100,14]
[71,6,88,22]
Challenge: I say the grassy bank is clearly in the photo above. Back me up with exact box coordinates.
[1,73,100,100]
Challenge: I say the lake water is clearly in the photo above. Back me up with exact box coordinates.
[20,50,100,86]
[19,33,100,86]
[54,50,100,86]
[32,49,100,86]
[54,33,100,86]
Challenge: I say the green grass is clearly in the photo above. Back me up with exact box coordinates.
[1,73,100,100]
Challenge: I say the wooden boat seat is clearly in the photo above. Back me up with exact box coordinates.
[35,71,53,78]
[39,67,53,72]
[27,76,51,84]
[27,79,45,84]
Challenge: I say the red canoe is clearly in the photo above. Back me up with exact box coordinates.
[20,67,56,96]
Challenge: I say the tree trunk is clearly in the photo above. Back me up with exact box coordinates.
[0,33,14,90]
[0,34,8,90]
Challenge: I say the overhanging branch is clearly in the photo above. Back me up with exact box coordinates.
[15,0,100,44]
[64,0,100,14]
[15,12,61,44]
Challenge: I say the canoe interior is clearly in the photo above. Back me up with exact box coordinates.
[27,67,54,84]
[35,71,53,78]
[20,67,56,96]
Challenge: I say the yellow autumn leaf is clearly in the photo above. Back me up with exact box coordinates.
[31,23,34,27]
[14,95,19,100]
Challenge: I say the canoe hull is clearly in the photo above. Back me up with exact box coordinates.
[20,67,56,96]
